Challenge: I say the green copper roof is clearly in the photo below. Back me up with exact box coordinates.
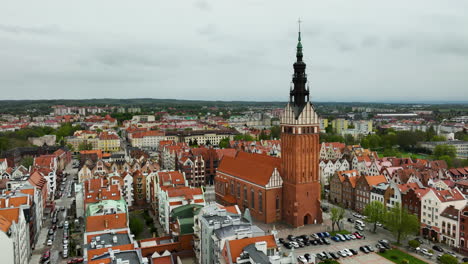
[86,199,128,216]
[170,204,203,218]
[178,217,195,235]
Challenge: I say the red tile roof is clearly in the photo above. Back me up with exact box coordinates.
[226,235,277,263]
[363,175,387,187]
[0,208,20,227]
[86,213,127,232]
[34,155,55,168]
[217,152,281,186]
[131,130,164,138]
[433,188,465,203]
[157,171,185,186]
[0,215,12,232]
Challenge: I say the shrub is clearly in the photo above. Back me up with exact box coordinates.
[408,239,420,249]
[401,259,410,264]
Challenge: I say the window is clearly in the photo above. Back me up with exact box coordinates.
[259,192,263,213]
[237,183,240,198]
[251,189,255,209]
[276,195,280,210]
[244,186,247,201]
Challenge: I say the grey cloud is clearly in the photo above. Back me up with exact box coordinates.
[0,24,61,35]
[360,35,380,48]
[194,0,211,11]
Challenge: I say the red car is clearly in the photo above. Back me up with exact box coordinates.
[67,258,84,264]
[353,232,362,239]
[41,250,50,261]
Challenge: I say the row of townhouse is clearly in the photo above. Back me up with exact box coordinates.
[329,170,388,212]
[66,130,120,153]
[229,140,282,157]
[77,158,160,207]
[81,178,147,264]
[0,183,45,264]
[160,141,237,186]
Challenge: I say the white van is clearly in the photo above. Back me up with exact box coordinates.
[355,220,365,227]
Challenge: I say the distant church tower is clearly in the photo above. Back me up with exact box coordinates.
[281,23,323,227]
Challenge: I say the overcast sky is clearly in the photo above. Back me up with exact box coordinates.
[0,1,467,102]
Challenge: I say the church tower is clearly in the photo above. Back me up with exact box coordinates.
[281,23,323,227]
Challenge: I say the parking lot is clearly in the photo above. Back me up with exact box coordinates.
[279,231,389,263]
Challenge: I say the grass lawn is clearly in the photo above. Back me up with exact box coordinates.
[329,229,351,236]
[378,249,428,264]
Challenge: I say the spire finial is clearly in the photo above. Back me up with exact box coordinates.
[297,18,302,41]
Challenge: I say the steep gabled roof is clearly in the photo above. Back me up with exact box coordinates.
[217,152,281,186]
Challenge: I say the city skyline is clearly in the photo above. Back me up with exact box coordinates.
[1,1,467,102]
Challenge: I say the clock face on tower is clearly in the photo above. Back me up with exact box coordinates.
[280,26,323,227]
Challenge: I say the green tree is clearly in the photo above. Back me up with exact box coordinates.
[344,134,355,145]
[20,156,34,168]
[363,201,386,233]
[433,145,457,159]
[438,254,458,264]
[219,137,230,148]
[270,126,281,139]
[129,216,144,237]
[408,239,420,249]
[431,135,446,141]
[259,129,269,140]
[384,203,419,244]
[330,206,345,232]
[78,142,93,151]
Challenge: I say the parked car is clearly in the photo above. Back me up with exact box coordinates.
[329,252,340,259]
[331,236,340,242]
[304,253,312,261]
[287,235,296,241]
[355,225,364,231]
[338,250,348,257]
[365,245,375,252]
[46,239,53,246]
[350,249,358,255]
[353,232,362,239]
[48,229,54,235]
[279,238,285,244]
[297,255,307,263]
[322,238,330,245]
[41,250,50,261]
[343,249,353,256]
[64,221,69,229]
[432,245,444,252]
[62,249,68,258]
[284,242,292,249]
[347,218,354,223]
[420,248,433,257]
[360,246,369,253]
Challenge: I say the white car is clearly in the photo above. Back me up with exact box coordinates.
[63,244,68,250]
[339,250,348,257]
[47,239,53,246]
[63,239,69,245]
[420,248,433,257]
[343,249,353,256]
[297,255,307,263]
[352,213,361,218]
[290,241,299,248]
[355,225,364,231]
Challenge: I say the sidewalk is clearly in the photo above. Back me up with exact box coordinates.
[30,220,49,264]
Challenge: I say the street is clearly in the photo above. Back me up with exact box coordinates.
[30,162,78,264]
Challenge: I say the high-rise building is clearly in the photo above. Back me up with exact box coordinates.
[281,26,323,227]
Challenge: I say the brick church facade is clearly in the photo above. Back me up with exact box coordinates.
[215,27,323,227]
